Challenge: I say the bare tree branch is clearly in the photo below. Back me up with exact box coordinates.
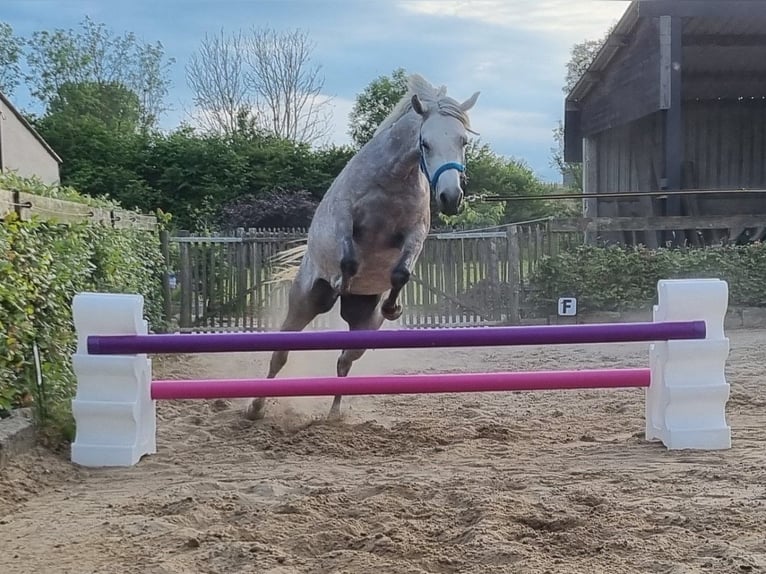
[244,27,332,144]
[185,27,331,143]
[185,29,255,136]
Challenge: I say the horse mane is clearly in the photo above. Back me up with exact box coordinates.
[373,73,475,137]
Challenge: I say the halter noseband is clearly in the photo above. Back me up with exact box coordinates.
[418,132,465,193]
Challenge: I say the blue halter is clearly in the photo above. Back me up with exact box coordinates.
[418,133,465,193]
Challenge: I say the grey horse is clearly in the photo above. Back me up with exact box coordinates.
[246,73,480,420]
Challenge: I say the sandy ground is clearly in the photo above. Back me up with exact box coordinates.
[1,313,765,573]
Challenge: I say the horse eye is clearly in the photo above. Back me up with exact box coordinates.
[422,140,431,151]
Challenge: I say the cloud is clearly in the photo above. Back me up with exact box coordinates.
[398,0,629,41]
[470,106,555,147]
[315,94,356,148]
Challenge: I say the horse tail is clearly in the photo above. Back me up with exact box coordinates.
[267,241,308,284]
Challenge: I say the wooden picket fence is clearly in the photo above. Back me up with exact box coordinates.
[165,223,579,332]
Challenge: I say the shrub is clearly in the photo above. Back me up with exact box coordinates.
[0,174,165,437]
[529,243,766,313]
[217,187,318,230]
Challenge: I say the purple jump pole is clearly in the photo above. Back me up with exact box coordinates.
[151,368,651,400]
[90,321,706,355]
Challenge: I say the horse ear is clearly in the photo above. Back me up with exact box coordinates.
[460,91,480,112]
[411,94,427,116]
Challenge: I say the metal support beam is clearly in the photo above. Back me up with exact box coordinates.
[660,14,683,237]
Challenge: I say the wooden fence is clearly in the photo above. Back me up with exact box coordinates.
[167,228,306,332]
[166,222,580,332]
[0,188,157,229]
[165,213,766,332]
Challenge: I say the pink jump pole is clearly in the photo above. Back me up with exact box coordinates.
[151,368,651,400]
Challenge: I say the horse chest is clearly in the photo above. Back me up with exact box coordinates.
[351,248,405,295]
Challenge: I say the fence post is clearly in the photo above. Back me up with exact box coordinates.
[179,239,192,329]
[506,226,520,325]
[159,230,172,331]
[487,238,500,321]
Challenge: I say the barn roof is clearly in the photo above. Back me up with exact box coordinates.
[568,0,766,105]
[564,0,766,163]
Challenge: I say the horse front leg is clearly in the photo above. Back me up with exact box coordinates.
[337,235,358,294]
[381,234,423,321]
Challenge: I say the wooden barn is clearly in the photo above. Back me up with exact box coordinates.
[564,0,766,246]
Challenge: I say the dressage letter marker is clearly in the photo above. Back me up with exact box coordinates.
[558,297,577,317]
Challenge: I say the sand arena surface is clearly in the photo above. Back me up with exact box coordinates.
[1,317,765,573]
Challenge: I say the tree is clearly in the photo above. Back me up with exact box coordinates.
[348,68,408,148]
[550,121,583,191]
[0,22,22,96]
[24,16,174,128]
[186,29,254,136]
[47,81,141,133]
[246,27,331,144]
[462,141,554,224]
[438,199,506,230]
[564,35,607,95]
[186,27,330,143]
[552,24,615,190]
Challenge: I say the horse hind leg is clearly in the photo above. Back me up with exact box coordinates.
[245,278,338,420]
[330,293,384,418]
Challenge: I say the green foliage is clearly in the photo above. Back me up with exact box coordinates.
[48,81,142,133]
[551,23,616,188]
[33,114,355,230]
[135,129,345,230]
[438,199,505,230]
[0,216,90,419]
[0,172,118,208]
[563,23,615,95]
[530,243,766,313]
[463,142,559,224]
[550,121,583,192]
[348,68,408,148]
[24,16,173,128]
[0,177,164,433]
[0,21,22,96]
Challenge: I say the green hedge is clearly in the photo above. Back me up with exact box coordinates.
[1,175,165,432]
[529,243,766,313]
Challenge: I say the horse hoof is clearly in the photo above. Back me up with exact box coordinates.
[382,304,402,321]
[244,399,266,420]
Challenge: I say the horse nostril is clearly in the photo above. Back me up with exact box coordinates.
[439,192,448,205]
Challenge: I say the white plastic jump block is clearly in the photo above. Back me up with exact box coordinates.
[646,278,731,450]
[70,293,156,467]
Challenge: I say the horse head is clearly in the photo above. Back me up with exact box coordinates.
[411,89,480,216]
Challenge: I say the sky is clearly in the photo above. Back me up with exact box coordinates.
[3,0,631,182]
